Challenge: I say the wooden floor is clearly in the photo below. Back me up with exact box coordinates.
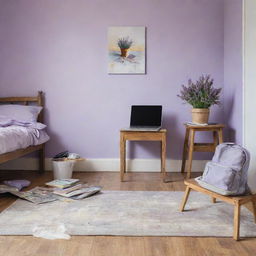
[0,171,256,256]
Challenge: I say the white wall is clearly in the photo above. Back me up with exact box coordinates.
[244,0,256,193]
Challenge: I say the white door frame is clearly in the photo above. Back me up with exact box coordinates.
[243,0,256,193]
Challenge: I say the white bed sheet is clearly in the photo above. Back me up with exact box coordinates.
[0,125,49,154]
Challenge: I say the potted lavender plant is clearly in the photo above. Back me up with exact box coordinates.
[118,37,133,57]
[177,75,222,124]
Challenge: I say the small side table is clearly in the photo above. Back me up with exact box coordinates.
[181,123,225,179]
[120,129,167,182]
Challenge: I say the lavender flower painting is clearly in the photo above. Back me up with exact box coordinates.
[108,26,146,74]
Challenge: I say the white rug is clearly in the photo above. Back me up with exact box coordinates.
[0,191,256,238]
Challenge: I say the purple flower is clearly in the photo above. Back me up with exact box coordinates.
[177,75,222,108]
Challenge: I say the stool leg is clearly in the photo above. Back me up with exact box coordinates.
[212,197,216,203]
[186,130,195,179]
[218,128,224,144]
[251,199,256,223]
[233,203,241,241]
[213,131,218,148]
[180,186,191,212]
[181,128,189,173]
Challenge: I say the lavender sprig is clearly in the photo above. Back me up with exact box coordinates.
[177,75,221,108]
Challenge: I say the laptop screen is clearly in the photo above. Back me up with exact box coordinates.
[130,105,162,127]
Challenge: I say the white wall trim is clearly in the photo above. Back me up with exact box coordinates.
[0,158,208,173]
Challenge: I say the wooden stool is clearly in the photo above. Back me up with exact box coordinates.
[181,123,225,179]
[180,179,256,240]
[120,129,167,182]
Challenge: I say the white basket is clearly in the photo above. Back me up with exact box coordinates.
[52,160,75,179]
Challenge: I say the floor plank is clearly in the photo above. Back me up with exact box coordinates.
[0,171,255,256]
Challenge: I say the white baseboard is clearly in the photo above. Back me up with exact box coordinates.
[0,158,208,172]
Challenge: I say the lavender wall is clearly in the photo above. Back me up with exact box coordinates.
[0,0,225,159]
[224,0,243,145]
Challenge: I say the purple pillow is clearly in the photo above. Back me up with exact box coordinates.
[4,180,31,191]
[0,104,42,122]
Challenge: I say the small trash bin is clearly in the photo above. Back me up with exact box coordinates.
[52,159,75,179]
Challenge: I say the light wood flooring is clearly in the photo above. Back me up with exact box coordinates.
[0,171,255,256]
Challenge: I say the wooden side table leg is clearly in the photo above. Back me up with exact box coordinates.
[181,128,189,173]
[218,128,224,144]
[212,197,216,203]
[120,133,126,182]
[161,133,167,181]
[186,129,195,179]
[233,202,241,240]
[180,186,191,212]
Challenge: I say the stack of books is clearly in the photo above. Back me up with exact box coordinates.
[46,179,101,200]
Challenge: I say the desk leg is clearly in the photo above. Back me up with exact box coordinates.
[161,134,167,181]
[120,134,126,182]
[181,128,189,173]
[186,129,195,179]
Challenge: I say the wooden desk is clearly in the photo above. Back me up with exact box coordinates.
[180,179,256,241]
[120,129,167,182]
[181,123,225,179]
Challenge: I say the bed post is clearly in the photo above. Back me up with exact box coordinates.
[37,91,44,123]
[38,91,45,173]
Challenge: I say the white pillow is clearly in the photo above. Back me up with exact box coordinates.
[0,104,42,123]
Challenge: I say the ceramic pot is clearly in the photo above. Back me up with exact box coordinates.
[191,108,209,124]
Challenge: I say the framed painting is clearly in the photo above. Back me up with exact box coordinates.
[108,26,146,74]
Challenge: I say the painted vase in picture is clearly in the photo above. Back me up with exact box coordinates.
[108,26,146,74]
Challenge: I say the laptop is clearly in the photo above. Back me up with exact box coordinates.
[124,105,162,131]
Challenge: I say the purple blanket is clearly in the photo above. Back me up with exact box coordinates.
[0,116,49,154]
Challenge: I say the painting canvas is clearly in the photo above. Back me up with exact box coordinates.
[108,26,146,74]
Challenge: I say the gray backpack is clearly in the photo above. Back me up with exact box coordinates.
[196,143,250,195]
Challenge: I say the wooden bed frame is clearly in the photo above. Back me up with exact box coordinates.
[0,91,45,173]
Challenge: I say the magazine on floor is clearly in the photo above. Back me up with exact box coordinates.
[70,186,102,200]
[53,185,102,199]
[10,187,60,204]
[7,181,102,204]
